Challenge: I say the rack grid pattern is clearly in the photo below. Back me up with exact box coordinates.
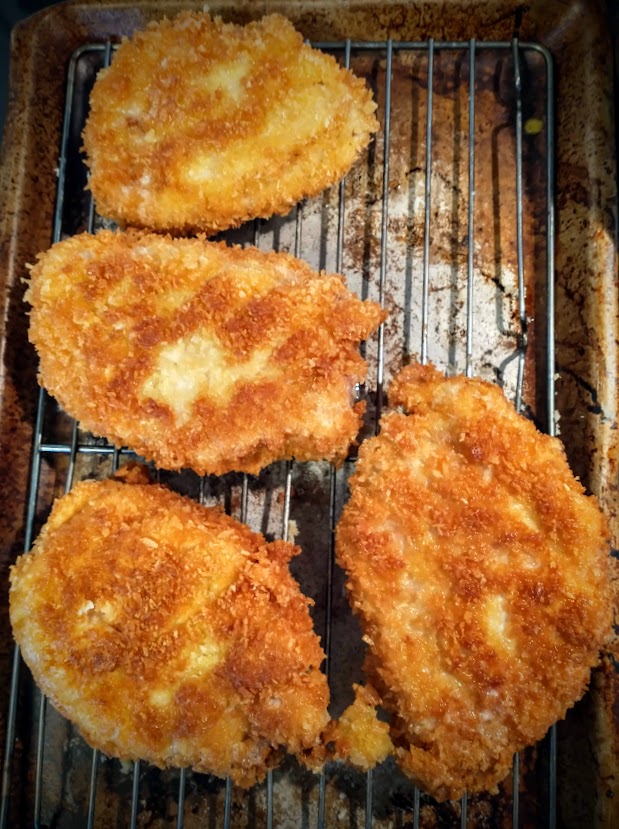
[1,35,555,829]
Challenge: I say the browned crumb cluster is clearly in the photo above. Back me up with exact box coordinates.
[336,362,613,801]
[82,11,378,235]
[25,229,385,475]
[9,466,330,786]
[323,684,393,770]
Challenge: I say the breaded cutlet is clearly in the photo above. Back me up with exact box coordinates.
[82,12,378,235]
[9,465,329,786]
[25,229,385,476]
[336,362,613,801]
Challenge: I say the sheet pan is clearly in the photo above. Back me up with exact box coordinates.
[0,1,617,826]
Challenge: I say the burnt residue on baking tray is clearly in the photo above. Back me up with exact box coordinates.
[0,2,617,828]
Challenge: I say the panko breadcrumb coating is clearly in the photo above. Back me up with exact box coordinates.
[9,466,329,786]
[25,229,385,475]
[323,684,393,770]
[82,12,379,235]
[336,363,613,801]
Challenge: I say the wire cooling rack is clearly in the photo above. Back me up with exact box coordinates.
[1,35,555,829]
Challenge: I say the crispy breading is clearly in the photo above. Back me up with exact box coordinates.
[81,12,378,235]
[25,229,385,475]
[323,684,393,770]
[336,363,613,801]
[9,465,329,786]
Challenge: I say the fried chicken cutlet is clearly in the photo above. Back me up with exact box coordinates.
[9,466,329,785]
[336,363,613,801]
[26,229,385,475]
[82,12,378,235]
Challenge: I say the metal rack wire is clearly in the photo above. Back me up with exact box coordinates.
[1,34,555,829]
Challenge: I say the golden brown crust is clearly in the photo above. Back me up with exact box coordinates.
[82,12,378,235]
[322,684,393,770]
[25,229,385,475]
[336,363,613,801]
[9,468,329,786]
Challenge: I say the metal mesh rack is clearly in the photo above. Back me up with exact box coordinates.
[1,34,555,829]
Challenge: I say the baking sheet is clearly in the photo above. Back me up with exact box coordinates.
[0,2,617,827]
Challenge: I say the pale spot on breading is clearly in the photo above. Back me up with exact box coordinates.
[150,688,172,707]
[77,600,95,616]
[185,640,226,675]
[141,332,276,422]
[141,537,158,549]
[484,594,514,654]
